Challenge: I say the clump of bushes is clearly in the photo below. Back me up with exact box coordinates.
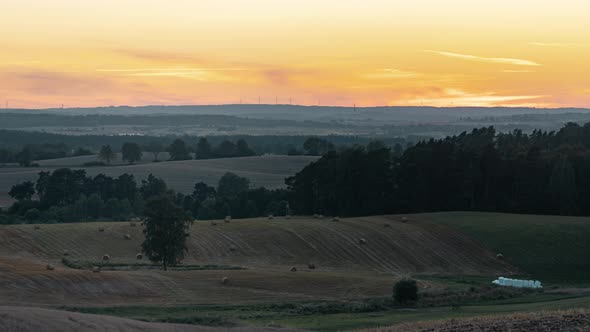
[393,279,418,305]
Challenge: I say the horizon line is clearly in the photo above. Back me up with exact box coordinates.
[2,104,590,111]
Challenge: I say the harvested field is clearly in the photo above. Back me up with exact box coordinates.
[0,216,509,274]
[0,306,298,332]
[362,309,590,332]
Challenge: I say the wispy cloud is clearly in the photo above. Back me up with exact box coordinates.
[363,69,421,79]
[427,50,541,66]
[399,88,547,107]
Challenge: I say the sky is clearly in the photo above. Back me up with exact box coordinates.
[1,0,589,108]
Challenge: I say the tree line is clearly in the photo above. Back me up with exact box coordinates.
[288,122,590,217]
[2,168,288,224]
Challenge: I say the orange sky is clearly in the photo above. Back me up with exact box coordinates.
[1,0,589,108]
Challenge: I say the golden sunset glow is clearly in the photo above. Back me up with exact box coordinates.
[1,0,589,108]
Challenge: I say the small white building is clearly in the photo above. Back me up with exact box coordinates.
[492,277,542,289]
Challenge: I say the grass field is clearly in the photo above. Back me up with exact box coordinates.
[0,212,589,330]
[418,212,590,283]
[0,155,317,201]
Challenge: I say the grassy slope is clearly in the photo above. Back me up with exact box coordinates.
[416,212,590,283]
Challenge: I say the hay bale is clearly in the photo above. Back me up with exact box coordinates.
[221,277,229,284]
[124,234,131,240]
[92,266,101,273]
[33,225,41,230]
[210,220,218,226]
[317,214,324,219]
[383,223,391,228]
[332,216,340,222]
[308,263,316,270]
[102,254,110,261]
[62,250,69,256]
[46,264,55,271]
[224,216,231,223]
[136,253,143,260]
[496,253,504,260]
[129,221,136,227]
[268,214,274,220]
[400,216,409,223]
[358,238,367,245]
[98,227,105,232]
[290,267,297,272]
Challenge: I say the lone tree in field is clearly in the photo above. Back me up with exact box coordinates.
[168,139,192,161]
[121,142,143,164]
[142,195,190,271]
[393,279,418,305]
[99,145,116,164]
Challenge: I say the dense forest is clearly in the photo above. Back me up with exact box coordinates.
[288,122,590,216]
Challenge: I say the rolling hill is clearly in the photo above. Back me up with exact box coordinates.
[0,214,513,307]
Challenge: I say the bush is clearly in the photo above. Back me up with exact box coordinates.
[393,279,418,305]
[24,208,41,222]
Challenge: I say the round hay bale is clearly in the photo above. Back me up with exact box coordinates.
[332,216,340,222]
[290,267,297,272]
[496,253,504,260]
[92,266,101,273]
[229,245,237,252]
[124,234,131,240]
[221,277,229,284]
[46,264,55,271]
[224,216,231,223]
[210,221,218,226]
[102,254,110,261]
[33,225,41,230]
[268,214,274,220]
[62,250,69,256]
[136,253,143,260]
[358,238,367,245]
[98,227,105,232]
[400,216,409,223]
[308,263,316,270]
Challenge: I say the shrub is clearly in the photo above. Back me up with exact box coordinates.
[24,208,41,222]
[393,279,418,305]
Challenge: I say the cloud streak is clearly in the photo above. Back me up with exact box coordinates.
[427,50,541,66]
